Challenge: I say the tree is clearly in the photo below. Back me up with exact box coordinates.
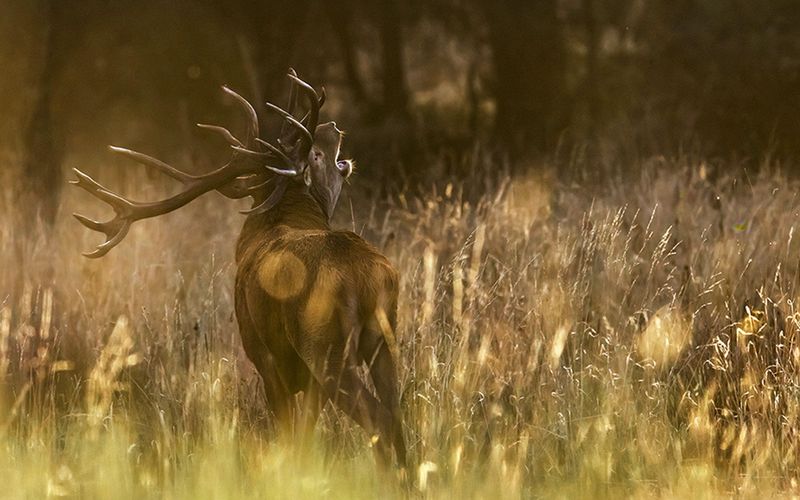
[219,0,313,131]
[378,0,410,120]
[21,0,72,224]
[325,0,412,121]
[483,0,568,156]
[582,0,600,138]
[325,0,371,106]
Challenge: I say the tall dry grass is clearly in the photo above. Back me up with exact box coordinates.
[1,152,800,498]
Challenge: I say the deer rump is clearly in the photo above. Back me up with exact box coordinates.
[235,226,405,462]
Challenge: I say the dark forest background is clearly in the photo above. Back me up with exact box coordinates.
[3,0,800,223]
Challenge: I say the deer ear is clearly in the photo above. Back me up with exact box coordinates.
[303,165,312,186]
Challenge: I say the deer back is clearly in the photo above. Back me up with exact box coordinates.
[235,185,398,356]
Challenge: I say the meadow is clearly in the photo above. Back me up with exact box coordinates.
[1,151,799,499]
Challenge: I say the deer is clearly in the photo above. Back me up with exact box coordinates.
[71,71,407,468]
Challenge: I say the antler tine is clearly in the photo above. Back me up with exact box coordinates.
[231,145,298,176]
[264,102,314,146]
[287,68,299,111]
[294,86,326,129]
[286,74,322,159]
[71,168,135,209]
[287,73,320,131]
[70,168,135,258]
[73,213,132,258]
[222,85,259,147]
[216,173,270,199]
[240,177,289,215]
[108,146,194,183]
[196,124,245,148]
[317,86,326,108]
[231,145,271,160]
[281,68,299,138]
[255,138,294,166]
[263,165,298,176]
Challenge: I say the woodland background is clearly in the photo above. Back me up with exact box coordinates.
[2,2,800,497]
[3,0,800,223]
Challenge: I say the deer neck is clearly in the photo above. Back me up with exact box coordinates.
[271,182,330,229]
[236,182,329,262]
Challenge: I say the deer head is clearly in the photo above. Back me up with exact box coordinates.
[307,122,353,221]
[71,70,351,257]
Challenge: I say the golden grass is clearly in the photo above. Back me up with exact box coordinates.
[2,155,800,498]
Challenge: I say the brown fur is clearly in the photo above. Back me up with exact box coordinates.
[235,173,407,468]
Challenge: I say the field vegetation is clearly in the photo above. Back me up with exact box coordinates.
[1,151,799,498]
[3,0,800,498]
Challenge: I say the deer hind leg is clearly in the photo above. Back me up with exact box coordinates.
[257,352,323,444]
[324,360,398,466]
[254,352,297,435]
[296,333,397,465]
[296,378,326,446]
[236,284,295,435]
[360,317,407,469]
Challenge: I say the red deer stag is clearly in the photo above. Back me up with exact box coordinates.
[71,71,407,467]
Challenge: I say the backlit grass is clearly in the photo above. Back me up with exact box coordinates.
[2,155,800,498]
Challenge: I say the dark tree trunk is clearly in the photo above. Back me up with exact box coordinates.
[21,0,65,225]
[583,0,600,138]
[223,0,312,132]
[378,0,410,119]
[325,0,370,106]
[484,0,568,156]
[250,0,312,102]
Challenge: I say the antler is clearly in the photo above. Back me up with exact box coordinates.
[273,68,325,161]
[72,72,326,258]
[236,69,326,215]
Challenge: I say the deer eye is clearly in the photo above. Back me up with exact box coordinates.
[337,160,353,178]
